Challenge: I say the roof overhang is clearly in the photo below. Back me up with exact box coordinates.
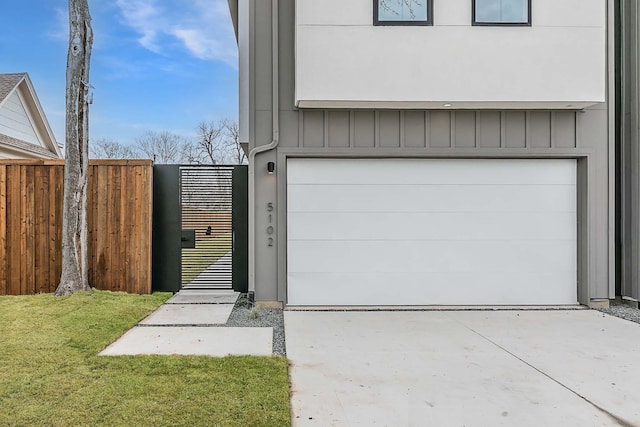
[19,76,63,158]
[296,100,600,110]
[0,134,59,159]
[228,0,239,41]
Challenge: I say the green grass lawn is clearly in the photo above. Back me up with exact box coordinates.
[182,233,233,284]
[0,291,291,427]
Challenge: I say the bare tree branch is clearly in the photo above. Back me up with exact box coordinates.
[134,131,188,164]
[195,120,227,165]
[90,138,137,159]
[223,119,246,165]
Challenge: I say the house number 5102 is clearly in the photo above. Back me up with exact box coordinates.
[267,202,275,247]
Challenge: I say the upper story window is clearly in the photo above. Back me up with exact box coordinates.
[473,0,531,26]
[374,0,433,26]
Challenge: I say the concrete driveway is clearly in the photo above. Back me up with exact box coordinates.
[285,310,640,426]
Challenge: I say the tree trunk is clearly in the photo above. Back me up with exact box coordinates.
[55,0,93,296]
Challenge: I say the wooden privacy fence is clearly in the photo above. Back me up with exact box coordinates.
[0,160,153,295]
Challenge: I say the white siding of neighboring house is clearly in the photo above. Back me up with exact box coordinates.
[0,90,40,146]
[295,0,606,109]
[0,149,33,159]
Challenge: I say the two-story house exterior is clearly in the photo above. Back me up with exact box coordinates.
[228,0,616,308]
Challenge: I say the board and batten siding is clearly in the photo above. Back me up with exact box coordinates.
[0,160,153,295]
[278,110,580,149]
[0,91,40,147]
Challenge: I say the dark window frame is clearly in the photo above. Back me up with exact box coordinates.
[373,0,434,26]
[472,0,532,27]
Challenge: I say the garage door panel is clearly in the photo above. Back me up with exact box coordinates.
[288,212,577,241]
[288,185,575,214]
[287,158,577,306]
[288,159,576,186]
[287,272,578,306]
[288,240,576,275]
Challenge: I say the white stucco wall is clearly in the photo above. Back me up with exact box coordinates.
[295,0,606,109]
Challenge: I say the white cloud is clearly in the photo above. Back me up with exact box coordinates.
[46,8,68,41]
[171,28,237,66]
[115,0,237,66]
[115,0,162,52]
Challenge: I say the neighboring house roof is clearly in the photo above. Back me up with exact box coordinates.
[0,73,25,102]
[0,72,63,159]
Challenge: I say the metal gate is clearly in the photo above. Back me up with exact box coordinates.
[180,166,234,289]
[152,164,247,293]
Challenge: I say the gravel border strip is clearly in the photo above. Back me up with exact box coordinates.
[598,303,640,325]
[226,294,286,356]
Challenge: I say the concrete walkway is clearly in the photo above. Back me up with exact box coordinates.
[183,252,233,290]
[100,290,272,357]
[286,310,640,426]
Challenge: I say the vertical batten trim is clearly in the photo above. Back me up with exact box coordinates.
[500,111,506,148]
[450,112,456,148]
[349,111,355,148]
[374,111,380,148]
[399,111,406,148]
[474,111,480,148]
[424,111,430,148]
[525,111,532,148]
[298,111,303,148]
[323,110,329,148]
[550,111,556,148]
[576,111,582,149]
[573,112,578,149]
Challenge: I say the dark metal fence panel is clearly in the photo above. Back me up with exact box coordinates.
[180,166,234,289]
[152,165,182,293]
[232,166,248,293]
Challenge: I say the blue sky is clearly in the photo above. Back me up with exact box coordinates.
[0,0,238,147]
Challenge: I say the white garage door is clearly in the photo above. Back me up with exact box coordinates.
[287,158,577,306]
